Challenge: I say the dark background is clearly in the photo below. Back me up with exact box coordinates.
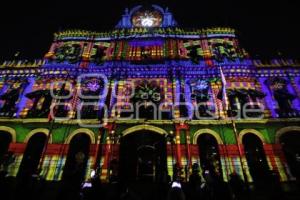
[0,0,299,60]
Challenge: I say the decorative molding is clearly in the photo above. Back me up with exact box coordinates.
[275,126,300,143]
[238,129,266,144]
[0,118,299,125]
[65,128,96,144]
[193,128,224,145]
[24,128,51,143]
[122,124,168,137]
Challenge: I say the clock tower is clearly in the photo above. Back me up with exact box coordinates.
[116,4,177,28]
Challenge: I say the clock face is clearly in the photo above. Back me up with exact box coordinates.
[132,10,162,28]
[141,18,154,27]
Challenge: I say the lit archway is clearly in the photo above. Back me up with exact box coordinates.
[276,127,300,180]
[197,133,223,180]
[242,133,269,184]
[65,128,96,144]
[0,129,13,166]
[17,132,47,180]
[0,126,16,143]
[122,124,168,138]
[62,133,91,186]
[275,126,300,144]
[239,129,266,144]
[25,128,52,143]
[193,129,223,145]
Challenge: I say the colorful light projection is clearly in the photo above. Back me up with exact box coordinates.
[45,33,248,65]
[114,78,173,119]
[0,79,28,117]
[19,78,74,118]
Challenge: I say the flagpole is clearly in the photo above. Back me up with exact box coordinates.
[215,83,231,182]
[218,65,249,188]
[37,81,68,176]
[37,99,57,175]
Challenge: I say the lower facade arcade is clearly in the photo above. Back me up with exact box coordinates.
[0,121,300,186]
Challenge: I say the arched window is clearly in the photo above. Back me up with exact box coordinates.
[17,133,47,180]
[197,134,222,180]
[280,132,300,180]
[242,134,269,183]
[62,133,91,185]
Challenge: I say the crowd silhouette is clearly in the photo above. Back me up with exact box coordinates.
[0,160,298,200]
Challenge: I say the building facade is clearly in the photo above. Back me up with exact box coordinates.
[0,5,300,185]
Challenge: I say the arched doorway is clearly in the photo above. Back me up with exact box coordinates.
[279,131,300,181]
[62,133,91,185]
[0,131,12,166]
[242,133,269,183]
[119,131,167,183]
[197,134,222,180]
[17,132,47,179]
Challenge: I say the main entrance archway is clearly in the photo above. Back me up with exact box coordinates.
[279,131,300,181]
[119,130,167,183]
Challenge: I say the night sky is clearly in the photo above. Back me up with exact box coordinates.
[0,0,299,60]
